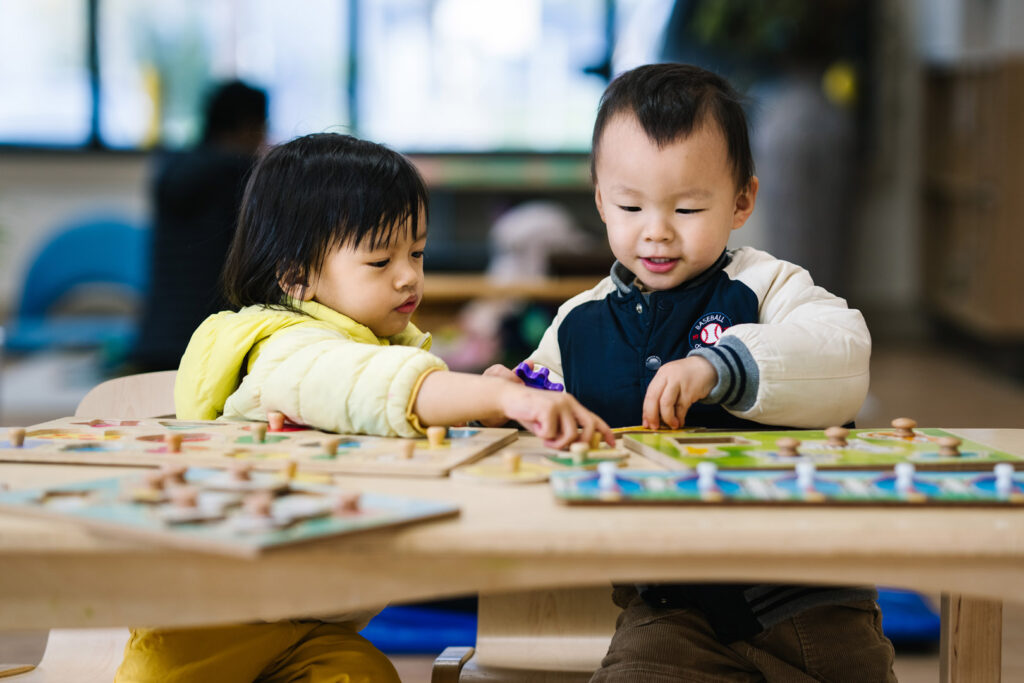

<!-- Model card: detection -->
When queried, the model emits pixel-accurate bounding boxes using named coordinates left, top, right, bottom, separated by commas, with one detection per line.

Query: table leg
left=940, top=593, right=1002, bottom=682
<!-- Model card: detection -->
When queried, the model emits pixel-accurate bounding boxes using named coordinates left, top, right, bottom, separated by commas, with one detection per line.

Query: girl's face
left=306, top=219, right=426, bottom=337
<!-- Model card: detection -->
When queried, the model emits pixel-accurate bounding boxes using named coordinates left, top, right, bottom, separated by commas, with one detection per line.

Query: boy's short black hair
left=201, top=80, right=268, bottom=144
left=223, top=132, right=429, bottom=309
left=591, top=63, right=754, bottom=189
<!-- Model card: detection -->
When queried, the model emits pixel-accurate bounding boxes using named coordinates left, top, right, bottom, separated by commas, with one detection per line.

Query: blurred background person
left=129, top=80, right=268, bottom=371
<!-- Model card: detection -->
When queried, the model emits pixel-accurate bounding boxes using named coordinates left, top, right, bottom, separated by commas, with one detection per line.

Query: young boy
left=491, top=64, right=895, bottom=681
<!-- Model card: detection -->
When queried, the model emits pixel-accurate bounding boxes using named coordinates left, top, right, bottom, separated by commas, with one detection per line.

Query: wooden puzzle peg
left=400, top=441, right=416, bottom=460
left=795, top=462, right=816, bottom=490
left=895, top=462, right=915, bottom=493
left=502, top=451, right=522, bottom=474
left=590, top=432, right=602, bottom=450
left=322, top=438, right=341, bottom=457
left=697, top=461, right=718, bottom=491
left=332, top=491, right=361, bottom=514
left=426, top=426, right=447, bottom=448
left=267, top=411, right=286, bottom=432
left=776, top=437, right=800, bottom=458
left=161, top=464, right=188, bottom=484
left=824, top=426, right=849, bottom=448
left=937, top=436, right=962, bottom=458
left=252, top=424, right=268, bottom=443
left=143, top=470, right=166, bottom=491
left=569, top=441, right=589, bottom=465
left=243, top=491, right=274, bottom=518
left=165, top=433, right=184, bottom=453
left=597, top=461, right=619, bottom=491
left=169, top=485, right=199, bottom=508
left=231, top=463, right=253, bottom=482
left=7, top=428, right=25, bottom=448
left=891, top=417, right=917, bottom=439
left=280, top=460, right=297, bottom=481
left=995, top=463, right=1015, bottom=496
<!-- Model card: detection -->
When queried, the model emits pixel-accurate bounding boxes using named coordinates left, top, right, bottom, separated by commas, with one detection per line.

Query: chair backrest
left=18, top=217, right=149, bottom=317
left=75, top=371, right=177, bottom=419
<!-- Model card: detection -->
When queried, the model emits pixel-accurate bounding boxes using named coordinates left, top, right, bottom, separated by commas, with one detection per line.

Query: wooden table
left=1, top=429, right=1022, bottom=682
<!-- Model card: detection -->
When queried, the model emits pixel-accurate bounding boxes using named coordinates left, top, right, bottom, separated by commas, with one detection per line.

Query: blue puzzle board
left=551, top=469, right=1024, bottom=506
left=0, top=467, right=459, bottom=557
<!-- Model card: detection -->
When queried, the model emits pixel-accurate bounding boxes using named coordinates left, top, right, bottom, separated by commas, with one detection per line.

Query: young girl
left=116, top=133, right=613, bottom=683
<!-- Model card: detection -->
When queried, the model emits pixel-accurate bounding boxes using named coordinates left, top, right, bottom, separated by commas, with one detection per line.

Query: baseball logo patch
left=690, top=312, right=732, bottom=349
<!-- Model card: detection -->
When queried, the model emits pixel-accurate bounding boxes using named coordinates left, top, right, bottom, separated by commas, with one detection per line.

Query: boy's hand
left=499, top=385, right=614, bottom=450
left=642, top=356, right=717, bottom=430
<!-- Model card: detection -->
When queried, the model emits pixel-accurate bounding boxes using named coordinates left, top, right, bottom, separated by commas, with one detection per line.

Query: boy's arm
left=523, top=279, right=615, bottom=383
left=524, top=314, right=564, bottom=384
left=689, top=250, right=871, bottom=428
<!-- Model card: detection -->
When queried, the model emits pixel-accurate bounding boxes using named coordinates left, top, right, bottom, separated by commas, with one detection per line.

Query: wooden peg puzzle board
left=551, top=469, right=1024, bottom=507
left=622, top=428, right=1022, bottom=471
left=0, top=467, right=459, bottom=557
left=0, top=418, right=517, bottom=478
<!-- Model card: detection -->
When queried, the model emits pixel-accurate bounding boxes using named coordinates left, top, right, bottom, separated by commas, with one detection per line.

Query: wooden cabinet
left=922, top=60, right=1024, bottom=339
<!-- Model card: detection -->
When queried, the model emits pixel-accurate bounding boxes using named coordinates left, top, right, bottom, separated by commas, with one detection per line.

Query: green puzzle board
left=622, top=428, right=1022, bottom=471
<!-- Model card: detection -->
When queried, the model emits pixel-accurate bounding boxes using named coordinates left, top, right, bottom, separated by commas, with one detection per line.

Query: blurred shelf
left=409, top=155, right=591, bottom=191
left=423, top=274, right=603, bottom=303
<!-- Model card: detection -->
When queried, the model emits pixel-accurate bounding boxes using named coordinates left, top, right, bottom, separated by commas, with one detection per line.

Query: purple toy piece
left=514, top=362, right=564, bottom=392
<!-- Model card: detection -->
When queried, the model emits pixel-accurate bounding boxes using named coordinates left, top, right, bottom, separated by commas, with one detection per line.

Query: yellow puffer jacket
left=175, top=299, right=447, bottom=436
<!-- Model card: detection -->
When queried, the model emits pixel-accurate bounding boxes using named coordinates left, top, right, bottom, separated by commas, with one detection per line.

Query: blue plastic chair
left=3, top=217, right=149, bottom=353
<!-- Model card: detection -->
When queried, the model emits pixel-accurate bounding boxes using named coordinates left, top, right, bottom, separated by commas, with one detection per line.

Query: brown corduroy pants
left=590, top=587, right=897, bottom=683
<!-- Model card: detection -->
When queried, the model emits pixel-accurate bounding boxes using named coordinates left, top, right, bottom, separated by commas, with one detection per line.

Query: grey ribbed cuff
left=688, top=335, right=759, bottom=411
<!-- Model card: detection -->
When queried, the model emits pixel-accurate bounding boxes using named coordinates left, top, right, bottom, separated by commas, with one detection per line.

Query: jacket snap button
left=645, top=355, right=662, bottom=371
left=635, top=303, right=643, bottom=314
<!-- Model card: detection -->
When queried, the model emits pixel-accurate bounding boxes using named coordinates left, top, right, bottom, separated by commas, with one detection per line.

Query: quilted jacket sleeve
left=223, top=326, right=447, bottom=437
left=689, top=248, right=871, bottom=428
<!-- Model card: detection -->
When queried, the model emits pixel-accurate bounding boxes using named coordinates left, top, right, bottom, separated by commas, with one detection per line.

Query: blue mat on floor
left=361, top=605, right=477, bottom=655
left=877, top=588, right=941, bottom=643
left=361, top=589, right=940, bottom=655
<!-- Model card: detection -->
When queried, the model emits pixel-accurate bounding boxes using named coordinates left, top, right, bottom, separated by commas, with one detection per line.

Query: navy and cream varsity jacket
left=526, top=246, right=875, bottom=642
left=527, top=246, right=871, bottom=430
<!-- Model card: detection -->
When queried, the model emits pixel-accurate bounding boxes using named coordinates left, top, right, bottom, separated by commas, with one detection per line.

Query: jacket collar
left=610, top=250, right=732, bottom=297
left=292, top=299, right=431, bottom=349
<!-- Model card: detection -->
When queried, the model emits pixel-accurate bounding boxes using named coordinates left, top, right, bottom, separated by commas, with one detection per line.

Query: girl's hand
left=477, top=364, right=525, bottom=426
left=482, top=363, right=524, bottom=384
left=641, top=356, right=717, bottom=430
left=499, top=384, right=614, bottom=450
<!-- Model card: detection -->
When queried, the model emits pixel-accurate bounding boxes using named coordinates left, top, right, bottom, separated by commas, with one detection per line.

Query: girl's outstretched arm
left=412, top=371, right=614, bottom=450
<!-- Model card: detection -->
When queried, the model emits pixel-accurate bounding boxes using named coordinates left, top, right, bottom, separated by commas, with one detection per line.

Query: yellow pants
left=115, top=621, right=400, bottom=683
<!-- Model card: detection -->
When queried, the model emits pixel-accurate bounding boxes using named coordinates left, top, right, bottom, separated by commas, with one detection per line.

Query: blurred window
left=0, top=0, right=92, bottom=146
left=98, top=0, right=349, bottom=148
left=357, top=0, right=607, bottom=151
left=1, top=0, right=610, bottom=151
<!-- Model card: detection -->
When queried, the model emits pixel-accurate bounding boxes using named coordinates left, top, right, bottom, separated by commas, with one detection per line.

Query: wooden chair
left=0, top=371, right=176, bottom=681
left=74, top=370, right=177, bottom=419
left=432, top=588, right=618, bottom=682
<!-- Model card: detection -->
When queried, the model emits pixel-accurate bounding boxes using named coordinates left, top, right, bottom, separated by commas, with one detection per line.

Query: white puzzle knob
left=697, top=461, right=718, bottom=491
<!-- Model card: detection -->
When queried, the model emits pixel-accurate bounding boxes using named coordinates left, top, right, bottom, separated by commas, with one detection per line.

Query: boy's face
left=305, top=216, right=426, bottom=337
left=593, top=114, right=758, bottom=291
